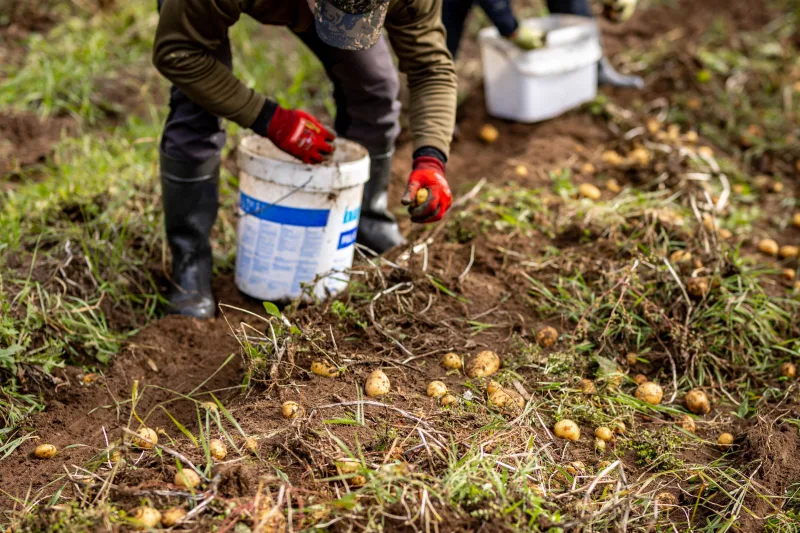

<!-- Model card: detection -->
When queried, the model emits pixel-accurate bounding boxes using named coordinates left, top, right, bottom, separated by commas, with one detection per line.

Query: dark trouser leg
left=294, top=31, right=405, bottom=254
left=441, top=0, right=476, bottom=59
left=476, top=0, right=519, bottom=38
left=158, top=0, right=230, bottom=318
left=546, top=0, right=644, bottom=89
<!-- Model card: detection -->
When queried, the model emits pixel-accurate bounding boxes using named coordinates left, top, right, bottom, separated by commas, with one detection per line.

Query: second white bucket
left=235, top=136, right=370, bottom=302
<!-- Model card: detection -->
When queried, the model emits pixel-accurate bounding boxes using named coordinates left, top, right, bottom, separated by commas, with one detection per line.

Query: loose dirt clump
left=0, top=111, right=75, bottom=179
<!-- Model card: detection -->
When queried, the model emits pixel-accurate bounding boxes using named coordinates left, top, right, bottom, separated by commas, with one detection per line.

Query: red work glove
left=266, top=106, right=336, bottom=164
left=401, top=156, right=452, bottom=223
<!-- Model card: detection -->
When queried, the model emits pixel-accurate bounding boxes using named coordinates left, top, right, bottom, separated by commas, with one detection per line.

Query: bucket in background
left=478, top=15, right=602, bottom=123
left=235, top=136, right=370, bottom=302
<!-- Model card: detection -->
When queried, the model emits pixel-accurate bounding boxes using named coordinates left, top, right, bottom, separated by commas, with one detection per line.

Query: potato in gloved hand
left=602, top=0, right=638, bottom=23
left=509, top=26, right=546, bottom=50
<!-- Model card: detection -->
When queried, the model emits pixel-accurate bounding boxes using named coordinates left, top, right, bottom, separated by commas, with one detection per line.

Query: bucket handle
left=240, top=175, right=315, bottom=219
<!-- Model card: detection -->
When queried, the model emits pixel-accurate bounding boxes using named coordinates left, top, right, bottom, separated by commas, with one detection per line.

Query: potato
left=440, top=394, right=458, bottom=407
left=426, top=381, right=448, bottom=398
left=488, top=388, right=524, bottom=412
left=200, top=401, right=218, bottom=411
left=415, top=188, right=429, bottom=206
left=379, top=462, right=408, bottom=476
left=566, top=461, right=586, bottom=475
left=132, top=507, right=162, bottom=530
left=794, top=213, right=800, bottom=229
left=578, top=183, right=601, bottom=201
left=581, top=163, right=596, bottom=175
left=635, top=382, right=663, bottom=405
left=244, top=436, right=259, bottom=453
left=605, top=179, right=621, bottom=193
left=336, top=458, right=360, bottom=475
left=365, top=369, right=390, bottom=397
left=281, top=401, right=303, bottom=419
left=627, top=147, right=651, bottom=167
left=679, top=414, right=696, bottom=433
left=686, top=277, right=709, bottom=298
left=781, top=362, right=796, bottom=378
left=441, top=352, right=463, bottom=370
left=611, top=420, right=626, bottom=434
left=594, top=427, right=613, bottom=442
left=255, top=507, right=287, bottom=532
left=655, top=492, right=679, bottom=506
left=697, top=146, right=714, bottom=158
left=311, top=360, right=339, bottom=377
left=594, top=438, right=606, bottom=453
left=684, top=131, right=699, bottom=143
left=685, top=389, right=711, bottom=414
left=486, top=380, right=502, bottom=394
left=209, top=439, right=227, bottom=460
left=633, top=374, right=648, bottom=385
left=479, top=124, right=499, bottom=144
left=174, top=469, right=201, bottom=490
left=779, top=245, right=799, bottom=259
left=515, top=164, right=529, bottom=177
left=536, top=326, right=559, bottom=348
left=758, top=239, right=779, bottom=256
left=82, top=373, right=99, bottom=385
left=782, top=268, right=796, bottom=282
left=134, top=427, right=158, bottom=449
left=772, top=181, right=784, bottom=193
left=670, top=250, right=692, bottom=264
left=34, top=443, right=57, bottom=459
left=718, top=228, right=732, bottom=240
left=349, top=475, right=367, bottom=487
left=579, top=378, right=596, bottom=395
left=601, top=150, right=625, bottom=166
left=161, top=507, right=186, bottom=527
left=553, top=419, right=580, bottom=441
left=717, top=432, right=734, bottom=450
left=626, top=352, right=639, bottom=365
left=109, top=448, right=123, bottom=464
left=465, top=350, right=500, bottom=378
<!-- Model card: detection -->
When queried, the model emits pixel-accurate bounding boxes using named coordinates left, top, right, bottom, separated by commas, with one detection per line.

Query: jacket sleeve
left=385, top=0, right=457, bottom=160
left=152, top=0, right=266, bottom=128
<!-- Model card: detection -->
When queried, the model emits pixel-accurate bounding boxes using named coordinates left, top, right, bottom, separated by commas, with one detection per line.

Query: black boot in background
left=160, top=153, right=219, bottom=319
left=356, top=152, right=406, bottom=254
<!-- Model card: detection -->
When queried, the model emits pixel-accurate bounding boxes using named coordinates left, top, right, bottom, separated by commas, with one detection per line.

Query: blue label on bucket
left=337, top=227, right=358, bottom=249
left=240, top=192, right=330, bottom=227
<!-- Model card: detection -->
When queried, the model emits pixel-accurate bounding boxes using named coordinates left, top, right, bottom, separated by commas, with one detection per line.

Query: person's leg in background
left=294, top=31, right=404, bottom=254
left=441, top=0, right=476, bottom=59
left=546, top=0, right=644, bottom=88
left=476, top=0, right=519, bottom=41
left=157, top=1, right=225, bottom=318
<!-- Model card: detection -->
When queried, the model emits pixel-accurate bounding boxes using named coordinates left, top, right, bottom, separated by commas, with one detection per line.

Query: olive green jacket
left=153, top=0, right=457, bottom=158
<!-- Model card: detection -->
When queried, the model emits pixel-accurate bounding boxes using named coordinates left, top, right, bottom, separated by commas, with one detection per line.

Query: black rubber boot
left=160, top=153, right=219, bottom=319
left=598, top=57, right=644, bottom=89
left=356, top=152, right=406, bottom=254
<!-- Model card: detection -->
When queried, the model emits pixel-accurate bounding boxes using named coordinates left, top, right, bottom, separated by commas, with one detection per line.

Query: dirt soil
left=3, top=0, right=798, bottom=530
left=0, top=112, right=76, bottom=181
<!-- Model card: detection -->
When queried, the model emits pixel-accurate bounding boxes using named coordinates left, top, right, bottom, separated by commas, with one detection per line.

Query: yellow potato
left=655, top=492, right=679, bottom=506
left=611, top=420, right=626, bottom=434
left=440, top=393, right=458, bottom=407
left=536, top=326, right=559, bottom=348
left=426, top=381, right=448, bottom=398
left=244, top=436, right=259, bottom=453
left=581, top=163, right=596, bottom=175
left=679, top=414, right=696, bottom=433
left=487, top=388, right=524, bottom=413
left=793, top=213, right=800, bottom=229
left=365, top=369, right=390, bottom=397
left=348, top=475, right=367, bottom=487
left=514, top=164, right=529, bottom=177
left=626, top=352, right=638, bottom=365
left=758, top=239, right=779, bottom=256
left=486, top=380, right=502, bottom=395
left=670, top=250, right=692, bottom=263
left=479, top=124, right=499, bottom=144
left=415, top=188, right=429, bottom=206
left=553, top=419, right=580, bottom=441
left=594, top=427, right=613, bottom=442
left=779, top=245, right=799, bottom=259
left=310, top=360, right=340, bottom=377
left=782, top=268, right=796, bottom=282
left=161, top=507, right=186, bottom=527
left=601, top=150, right=625, bottom=166
left=465, top=350, right=500, bottom=378
left=605, top=178, right=621, bottom=193
left=109, top=448, right=123, bottom=463
left=772, top=181, right=784, bottom=193
left=633, top=374, right=648, bottom=385
left=686, top=277, right=709, bottom=298
left=635, top=382, right=663, bottom=405
left=134, top=427, right=158, bottom=449
left=132, top=507, right=162, bottom=530
left=441, top=352, right=463, bottom=370
left=627, top=147, right=651, bottom=167
left=34, top=444, right=57, bottom=459
left=697, top=146, right=714, bottom=158
left=594, top=437, right=607, bottom=453
left=209, top=439, right=227, bottom=460
left=578, top=183, right=601, bottom=201
left=781, top=362, right=796, bottom=378
left=683, top=131, right=699, bottom=143
left=82, top=373, right=99, bottom=384
left=718, top=228, right=732, bottom=240
left=255, top=507, right=287, bottom=532
left=281, top=401, right=303, bottom=419
left=717, top=432, right=734, bottom=450
left=685, top=389, right=711, bottom=414
left=336, top=459, right=360, bottom=474
left=174, top=469, right=201, bottom=490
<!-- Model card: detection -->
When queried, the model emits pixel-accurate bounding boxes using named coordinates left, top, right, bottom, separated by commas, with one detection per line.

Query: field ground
left=2, top=0, right=800, bottom=531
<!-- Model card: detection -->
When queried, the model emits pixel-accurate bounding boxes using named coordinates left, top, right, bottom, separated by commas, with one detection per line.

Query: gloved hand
left=401, top=156, right=452, bottom=223
left=509, top=26, right=545, bottom=51
left=601, top=0, right=638, bottom=23
left=266, top=106, right=336, bottom=164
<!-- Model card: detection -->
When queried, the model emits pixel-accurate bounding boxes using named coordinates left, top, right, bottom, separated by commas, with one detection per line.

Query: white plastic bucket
left=479, top=15, right=602, bottom=123
left=235, top=136, right=370, bottom=302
